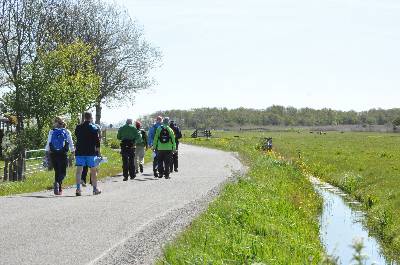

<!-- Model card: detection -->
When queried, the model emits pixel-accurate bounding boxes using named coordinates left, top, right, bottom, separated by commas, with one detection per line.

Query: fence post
left=3, top=159, right=8, bottom=182
left=17, top=152, right=25, bottom=181
left=10, top=159, right=15, bottom=181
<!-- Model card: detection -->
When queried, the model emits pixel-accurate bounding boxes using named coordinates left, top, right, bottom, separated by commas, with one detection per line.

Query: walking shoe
left=54, top=182, right=60, bottom=195
left=93, top=189, right=102, bottom=195
left=154, top=171, right=158, bottom=178
left=81, top=180, right=87, bottom=187
left=139, top=165, right=143, bottom=173
left=130, top=175, right=136, bottom=180
left=165, top=175, right=170, bottom=179
left=174, top=169, right=178, bottom=172
left=123, top=177, right=128, bottom=181
left=76, top=189, right=82, bottom=196
left=135, top=169, right=139, bottom=174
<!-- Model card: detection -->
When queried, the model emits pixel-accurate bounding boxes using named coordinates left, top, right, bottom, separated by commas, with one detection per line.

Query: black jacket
left=75, top=121, right=100, bottom=156
left=170, top=124, right=182, bottom=143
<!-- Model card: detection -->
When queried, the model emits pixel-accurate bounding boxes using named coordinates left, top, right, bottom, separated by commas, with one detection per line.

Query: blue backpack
left=50, top=128, right=68, bottom=153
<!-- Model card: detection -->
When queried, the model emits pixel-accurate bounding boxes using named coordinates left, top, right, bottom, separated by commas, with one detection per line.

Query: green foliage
left=1, top=41, right=100, bottom=132
left=143, top=107, right=400, bottom=129
left=158, top=135, right=324, bottom=264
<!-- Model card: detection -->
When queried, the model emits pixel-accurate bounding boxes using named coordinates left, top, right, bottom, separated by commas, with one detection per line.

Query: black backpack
left=159, top=126, right=171, bottom=144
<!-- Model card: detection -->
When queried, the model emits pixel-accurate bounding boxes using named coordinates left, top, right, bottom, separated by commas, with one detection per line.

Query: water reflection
left=310, top=177, right=394, bottom=265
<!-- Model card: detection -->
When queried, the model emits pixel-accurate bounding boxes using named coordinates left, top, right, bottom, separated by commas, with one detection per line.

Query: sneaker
left=76, top=189, right=82, bottom=196
left=135, top=170, right=139, bottom=174
left=93, top=189, right=102, bottom=195
left=139, top=165, right=143, bottom=173
left=165, top=175, right=170, bottom=179
left=154, top=171, right=159, bottom=178
left=81, top=180, right=87, bottom=187
left=130, top=175, right=136, bottom=180
left=123, top=177, right=128, bottom=181
left=54, top=182, right=60, bottom=195
left=174, top=169, right=178, bottom=172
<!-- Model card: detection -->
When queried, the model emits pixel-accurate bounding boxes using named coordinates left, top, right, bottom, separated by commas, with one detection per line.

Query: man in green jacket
left=153, top=117, right=176, bottom=179
left=117, top=119, right=142, bottom=181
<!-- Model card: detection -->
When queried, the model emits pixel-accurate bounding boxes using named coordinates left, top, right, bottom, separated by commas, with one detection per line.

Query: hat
left=163, top=117, right=170, bottom=124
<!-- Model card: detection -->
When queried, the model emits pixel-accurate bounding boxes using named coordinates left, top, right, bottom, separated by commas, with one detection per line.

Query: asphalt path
left=0, top=144, right=244, bottom=265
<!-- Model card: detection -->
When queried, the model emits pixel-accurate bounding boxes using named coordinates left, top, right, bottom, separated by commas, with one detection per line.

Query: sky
left=102, top=0, right=400, bottom=123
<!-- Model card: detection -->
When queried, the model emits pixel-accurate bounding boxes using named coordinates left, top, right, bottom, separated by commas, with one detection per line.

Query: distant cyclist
left=153, top=117, right=176, bottom=179
left=74, top=112, right=101, bottom=196
left=45, top=117, right=74, bottom=195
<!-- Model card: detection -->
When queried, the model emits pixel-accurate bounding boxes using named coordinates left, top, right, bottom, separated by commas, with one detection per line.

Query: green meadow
left=159, top=130, right=400, bottom=263
left=158, top=133, right=326, bottom=264
left=268, top=131, right=400, bottom=260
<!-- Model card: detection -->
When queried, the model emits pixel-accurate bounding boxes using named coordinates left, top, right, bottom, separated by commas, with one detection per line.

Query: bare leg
left=76, top=166, right=83, bottom=189
left=90, top=167, right=98, bottom=189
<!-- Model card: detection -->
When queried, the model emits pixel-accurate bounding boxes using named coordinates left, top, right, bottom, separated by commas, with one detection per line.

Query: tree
left=1, top=41, right=100, bottom=145
left=44, top=0, right=161, bottom=124
left=0, top=0, right=43, bottom=131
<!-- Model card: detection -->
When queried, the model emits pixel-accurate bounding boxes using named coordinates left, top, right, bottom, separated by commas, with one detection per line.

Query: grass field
left=157, top=134, right=326, bottom=264
left=263, top=131, right=400, bottom=260
left=176, top=130, right=400, bottom=262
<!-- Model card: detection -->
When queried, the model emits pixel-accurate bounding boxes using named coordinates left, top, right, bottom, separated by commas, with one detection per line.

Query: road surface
left=0, top=144, right=244, bottom=265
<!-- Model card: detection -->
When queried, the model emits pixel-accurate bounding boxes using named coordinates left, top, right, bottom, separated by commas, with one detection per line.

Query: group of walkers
left=118, top=115, right=182, bottom=180
left=45, top=112, right=182, bottom=196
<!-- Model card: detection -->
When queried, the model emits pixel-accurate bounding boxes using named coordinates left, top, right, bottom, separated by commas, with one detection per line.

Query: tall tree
left=45, top=0, right=161, bottom=124
left=1, top=41, right=100, bottom=144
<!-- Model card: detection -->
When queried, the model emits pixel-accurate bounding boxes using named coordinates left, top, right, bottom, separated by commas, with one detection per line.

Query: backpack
left=159, top=126, right=171, bottom=144
left=50, top=128, right=68, bottom=153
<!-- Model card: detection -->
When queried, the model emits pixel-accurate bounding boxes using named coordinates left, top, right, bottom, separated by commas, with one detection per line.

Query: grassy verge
left=0, top=146, right=152, bottom=196
left=261, top=131, right=400, bottom=261
left=157, top=135, right=325, bottom=264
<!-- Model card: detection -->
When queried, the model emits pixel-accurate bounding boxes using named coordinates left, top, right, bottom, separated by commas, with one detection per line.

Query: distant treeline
left=140, top=106, right=400, bottom=129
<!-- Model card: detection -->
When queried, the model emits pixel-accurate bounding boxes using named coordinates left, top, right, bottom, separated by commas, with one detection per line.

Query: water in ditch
left=310, top=177, right=395, bottom=265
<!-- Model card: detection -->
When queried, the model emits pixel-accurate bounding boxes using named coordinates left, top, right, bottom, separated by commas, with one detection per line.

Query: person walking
left=148, top=116, right=162, bottom=177
left=117, top=119, right=141, bottom=181
left=169, top=120, right=182, bottom=172
left=153, top=117, right=176, bottom=179
left=81, top=122, right=101, bottom=186
left=135, top=121, right=148, bottom=174
left=45, top=117, right=74, bottom=195
left=74, top=112, right=101, bottom=196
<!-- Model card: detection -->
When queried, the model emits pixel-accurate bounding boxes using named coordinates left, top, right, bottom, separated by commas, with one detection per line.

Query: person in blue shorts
left=74, top=112, right=101, bottom=196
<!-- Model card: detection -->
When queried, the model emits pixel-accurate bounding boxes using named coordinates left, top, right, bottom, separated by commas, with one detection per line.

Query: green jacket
left=136, top=129, right=147, bottom=147
left=153, top=125, right=176, bottom=151
left=117, top=124, right=141, bottom=143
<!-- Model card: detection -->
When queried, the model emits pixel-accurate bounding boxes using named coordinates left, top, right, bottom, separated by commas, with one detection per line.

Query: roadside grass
left=0, top=146, right=152, bottom=196
left=224, top=130, right=400, bottom=261
left=157, top=135, right=325, bottom=264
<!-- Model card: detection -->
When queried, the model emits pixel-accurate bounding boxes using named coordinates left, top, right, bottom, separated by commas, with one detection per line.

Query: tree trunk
left=95, top=101, right=102, bottom=125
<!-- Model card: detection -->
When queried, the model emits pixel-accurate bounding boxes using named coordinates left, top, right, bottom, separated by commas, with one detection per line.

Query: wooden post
left=17, top=152, right=25, bottom=181
left=3, top=160, right=8, bottom=182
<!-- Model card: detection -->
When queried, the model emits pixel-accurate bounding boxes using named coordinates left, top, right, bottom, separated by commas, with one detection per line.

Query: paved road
left=0, top=144, right=243, bottom=265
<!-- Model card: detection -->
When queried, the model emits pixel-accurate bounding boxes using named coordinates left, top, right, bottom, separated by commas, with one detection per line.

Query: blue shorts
left=75, top=156, right=97, bottom=168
